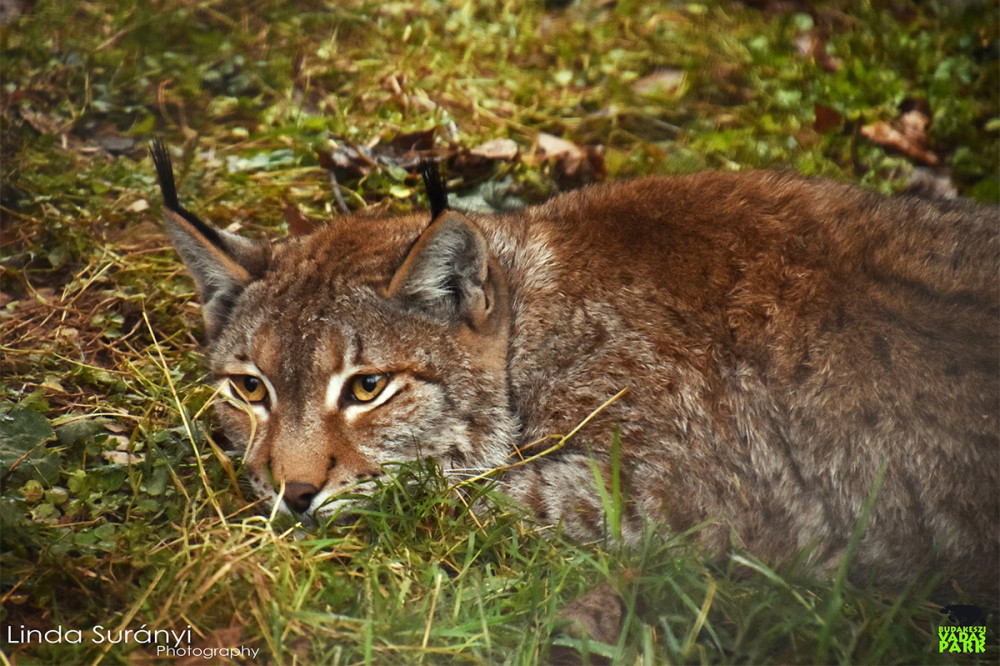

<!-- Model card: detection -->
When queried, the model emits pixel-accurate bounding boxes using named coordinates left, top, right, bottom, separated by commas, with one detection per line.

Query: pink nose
left=282, top=482, right=319, bottom=513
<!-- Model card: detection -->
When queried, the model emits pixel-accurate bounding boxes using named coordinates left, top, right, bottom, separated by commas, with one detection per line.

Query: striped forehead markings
left=324, top=338, right=355, bottom=412
left=324, top=369, right=351, bottom=412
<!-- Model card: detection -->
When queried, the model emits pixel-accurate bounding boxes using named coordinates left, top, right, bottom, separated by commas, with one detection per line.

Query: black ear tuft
left=150, top=138, right=229, bottom=253
left=420, top=160, right=449, bottom=221
left=150, top=137, right=181, bottom=212
left=148, top=138, right=273, bottom=337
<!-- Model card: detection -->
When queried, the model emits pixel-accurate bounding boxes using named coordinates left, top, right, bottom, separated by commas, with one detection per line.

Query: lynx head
left=151, top=141, right=515, bottom=520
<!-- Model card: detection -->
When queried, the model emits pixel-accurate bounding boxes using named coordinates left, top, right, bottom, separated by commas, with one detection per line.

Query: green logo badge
left=938, top=605, right=986, bottom=655
left=939, top=626, right=986, bottom=654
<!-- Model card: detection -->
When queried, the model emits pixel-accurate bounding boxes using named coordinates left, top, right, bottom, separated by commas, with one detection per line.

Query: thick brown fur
left=155, top=164, right=999, bottom=604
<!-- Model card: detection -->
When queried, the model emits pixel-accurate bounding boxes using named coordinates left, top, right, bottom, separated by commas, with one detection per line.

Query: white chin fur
left=262, top=483, right=376, bottom=526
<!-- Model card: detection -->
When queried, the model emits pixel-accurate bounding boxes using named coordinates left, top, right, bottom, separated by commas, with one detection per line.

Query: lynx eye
left=230, top=375, right=269, bottom=404
left=348, top=374, right=388, bottom=403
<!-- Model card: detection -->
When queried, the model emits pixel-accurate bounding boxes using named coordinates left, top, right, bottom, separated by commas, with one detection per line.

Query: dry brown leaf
left=813, top=103, right=842, bottom=133
left=861, top=112, right=938, bottom=165
left=282, top=202, right=317, bottom=237
left=318, top=129, right=441, bottom=179
left=470, top=138, right=519, bottom=161
left=535, top=132, right=583, bottom=163
left=632, top=68, right=686, bottom=98
left=861, top=99, right=938, bottom=165
left=794, top=29, right=841, bottom=72
left=533, top=132, right=605, bottom=182
left=19, top=105, right=64, bottom=135
left=102, top=449, right=144, bottom=465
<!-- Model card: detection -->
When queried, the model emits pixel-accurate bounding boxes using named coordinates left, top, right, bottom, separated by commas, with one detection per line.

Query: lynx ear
left=387, top=211, right=493, bottom=328
left=150, top=140, right=270, bottom=337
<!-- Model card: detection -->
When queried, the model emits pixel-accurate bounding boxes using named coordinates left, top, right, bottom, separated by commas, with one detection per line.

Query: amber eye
left=230, top=375, right=269, bottom=403
left=348, top=374, right=388, bottom=403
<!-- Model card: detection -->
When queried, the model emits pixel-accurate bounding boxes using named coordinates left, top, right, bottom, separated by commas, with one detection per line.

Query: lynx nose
left=282, top=481, right=319, bottom=514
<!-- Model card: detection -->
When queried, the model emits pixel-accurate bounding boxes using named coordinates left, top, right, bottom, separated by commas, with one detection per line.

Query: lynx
left=151, top=141, right=998, bottom=602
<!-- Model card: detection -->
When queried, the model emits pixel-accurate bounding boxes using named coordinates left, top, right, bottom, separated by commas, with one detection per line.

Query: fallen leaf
left=318, top=129, right=441, bottom=180
left=379, top=128, right=437, bottom=165
left=813, top=103, right=842, bottom=133
left=632, top=68, right=686, bottom=98
left=317, top=141, right=376, bottom=178
left=470, top=138, right=519, bottom=161
left=95, top=134, right=137, bottom=155
left=861, top=104, right=938, bottom=166
left=109, top=433, right=131, bottom=450
left=533, top=132, right=605, bottom=183
left=794, top=29, right=841, bottom=72
left=19, top=104, right=64, bottom=135
left=535, top=132, right=583, bottom=163
left=101, top=450, right=144, bottom=465
left=282, top=202, right=317, bottom=236
left=898, top=106, right=930, bottom=141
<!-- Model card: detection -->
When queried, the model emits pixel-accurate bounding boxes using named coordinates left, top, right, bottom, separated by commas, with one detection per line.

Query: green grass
left=2, top=0, right=998, bottom=663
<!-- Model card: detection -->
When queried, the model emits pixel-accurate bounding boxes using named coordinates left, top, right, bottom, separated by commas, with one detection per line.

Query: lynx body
left=152, top=143, right=998, bottom=601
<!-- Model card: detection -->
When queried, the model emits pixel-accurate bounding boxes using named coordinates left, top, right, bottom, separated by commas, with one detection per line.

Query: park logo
left=938, top=605, right=986, bottom=655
